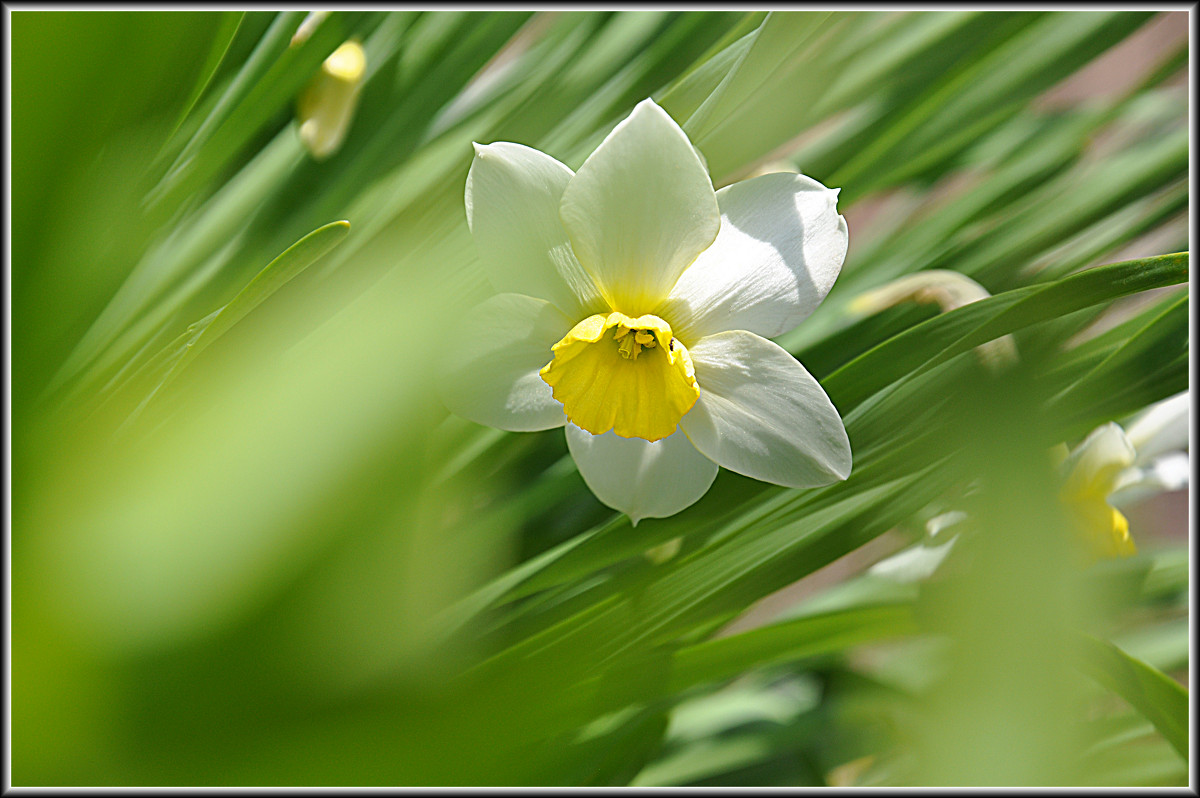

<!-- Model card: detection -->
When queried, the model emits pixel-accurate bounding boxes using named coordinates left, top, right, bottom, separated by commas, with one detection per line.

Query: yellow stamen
left=617, top=331, right=639, bottom=360
left=540, top=312, right=699, bottom=441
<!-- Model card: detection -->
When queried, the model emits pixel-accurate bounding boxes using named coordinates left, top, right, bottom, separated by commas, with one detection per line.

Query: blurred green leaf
left=670, top=603, right=917, bottom=693
left=124, top=219, right=351, bottom=423
left=1076, top=634, right=1188, bottom=761
left=161, top=11, right=246, bottom=158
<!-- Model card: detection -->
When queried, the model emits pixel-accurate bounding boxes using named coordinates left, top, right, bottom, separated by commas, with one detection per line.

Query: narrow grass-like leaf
left=1019, top=292, right=1188, bottom=444
left=1049, top=293, right=1188, bottom=420
left=824, top=253, right=1188, bottom=413
left=832, top=12, right=1153, bottom=195
left=160, top=11, right=246, bottom=160
left=683, top=11, right=832, bottom=140
left=669, top=603, right=918, bottom=693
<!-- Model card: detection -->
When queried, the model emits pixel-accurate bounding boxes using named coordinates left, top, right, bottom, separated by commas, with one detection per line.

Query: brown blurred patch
left=1036, top=11, right=1188, bottom=108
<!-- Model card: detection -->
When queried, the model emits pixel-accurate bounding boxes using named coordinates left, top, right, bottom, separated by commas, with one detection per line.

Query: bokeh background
left=10, top=9, right=1189, bottom=786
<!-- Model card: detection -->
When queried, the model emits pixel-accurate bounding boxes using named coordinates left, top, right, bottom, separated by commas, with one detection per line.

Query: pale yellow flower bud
left=644, top=536, right=683, bottom=564
left=848, top=270, right=1018, bottom=371
left=296, top=40, right=366, bottom=161
left=290, top=11, right=330, bottom=47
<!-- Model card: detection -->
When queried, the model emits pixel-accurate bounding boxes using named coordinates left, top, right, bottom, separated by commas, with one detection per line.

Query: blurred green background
left=10, top=10, right=1189, bottom=786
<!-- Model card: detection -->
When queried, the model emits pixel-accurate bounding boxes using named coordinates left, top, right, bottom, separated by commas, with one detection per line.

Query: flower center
left=539, top=312, right=699, bottom=442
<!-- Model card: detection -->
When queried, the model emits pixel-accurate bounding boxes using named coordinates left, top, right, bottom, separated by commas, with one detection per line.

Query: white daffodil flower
left=441, top=98, right=852, bottom=523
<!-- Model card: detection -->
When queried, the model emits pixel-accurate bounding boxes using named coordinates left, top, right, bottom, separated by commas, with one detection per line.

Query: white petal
left=1146, top=451, right=1191, bottom=492
left=868, top=536, right=958, bottom=583
left=1124, top=391, right=1189, bottom=465
left=1110, top=452, right=1190, bottom=507
left=438, top=293, right=572, bottom=432
left=465, top=142, right=604, bottom=318
left=680, top=331, right=851, bottom=488
left=1062, top=422, right=1136, bottom=496
left=658, top=172, right=848, bottom=342
left=559, top=99, right=720, bottom=315
left=926, top=510, right=969, bottom=538
left=565, top=423, right=718, bottom=524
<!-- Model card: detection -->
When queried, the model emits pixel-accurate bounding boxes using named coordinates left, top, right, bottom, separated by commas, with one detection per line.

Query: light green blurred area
left=10, top=9, right=1189, bottom=787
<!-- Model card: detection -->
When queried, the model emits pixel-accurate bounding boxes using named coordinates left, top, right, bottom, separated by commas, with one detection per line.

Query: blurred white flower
left=1059, top=422, right=1138, bottom=558
left=441, top=98, right=852, bottom=522
left=864, top=510, right=965, bottom=585
left=1109, top=390, right=1190, bottom=507
left=1058, top=391, right=1189, bottom=558
left=868, top=536, right=958, bottom=583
